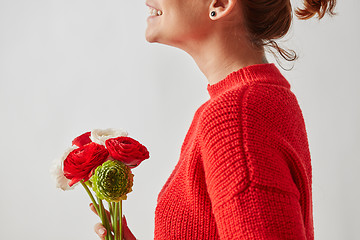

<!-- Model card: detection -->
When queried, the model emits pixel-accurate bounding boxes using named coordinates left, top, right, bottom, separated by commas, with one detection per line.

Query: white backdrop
left=0, top=0, right=359, bottom=239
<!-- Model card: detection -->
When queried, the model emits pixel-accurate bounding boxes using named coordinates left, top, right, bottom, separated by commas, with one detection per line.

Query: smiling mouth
left=148, top=7, right=163, bottom=16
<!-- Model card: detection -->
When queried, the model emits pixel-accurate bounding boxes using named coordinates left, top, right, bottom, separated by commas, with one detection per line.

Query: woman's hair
left=240, top=0, right=337, bottom=69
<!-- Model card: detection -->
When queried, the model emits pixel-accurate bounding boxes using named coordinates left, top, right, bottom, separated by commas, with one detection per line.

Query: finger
left=90, top=203, right=99, bottom=216
left=94, top=222, right=107, bottom=240
left=122, top=216, right=137, bottom=240
left=90, top=203, right=111, bottom=222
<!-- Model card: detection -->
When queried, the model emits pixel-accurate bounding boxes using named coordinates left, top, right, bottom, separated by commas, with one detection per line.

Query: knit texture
left=154, top=63, right=314, bottom=240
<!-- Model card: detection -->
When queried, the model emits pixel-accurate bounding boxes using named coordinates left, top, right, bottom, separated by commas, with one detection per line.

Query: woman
left=91, top=0, right=336, bottom=239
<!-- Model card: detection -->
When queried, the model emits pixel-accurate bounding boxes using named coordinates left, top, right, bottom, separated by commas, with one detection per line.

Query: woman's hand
left=90, top=203, right=137, bottom=240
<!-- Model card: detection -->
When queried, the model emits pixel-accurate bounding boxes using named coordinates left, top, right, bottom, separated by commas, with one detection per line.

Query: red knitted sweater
left=154, top=63, right=314, bottom=240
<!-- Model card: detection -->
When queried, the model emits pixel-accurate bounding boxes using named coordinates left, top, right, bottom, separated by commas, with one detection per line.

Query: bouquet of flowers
left=50, top=128, right=149, bottom=240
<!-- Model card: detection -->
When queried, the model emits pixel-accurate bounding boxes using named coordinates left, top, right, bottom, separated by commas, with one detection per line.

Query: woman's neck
left=184, top=30, right=268, bottom=86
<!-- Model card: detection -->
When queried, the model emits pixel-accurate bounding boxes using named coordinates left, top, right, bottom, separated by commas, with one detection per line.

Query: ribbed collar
left=207, top=63, right=290, bottom=99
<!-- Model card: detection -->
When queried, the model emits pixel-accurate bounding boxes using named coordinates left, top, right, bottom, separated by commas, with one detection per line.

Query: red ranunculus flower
left=72, top=131, right=92, bottom=147
left=64, top=142, right=109, bottom=186
left=105, top=137, right=149, bottom=168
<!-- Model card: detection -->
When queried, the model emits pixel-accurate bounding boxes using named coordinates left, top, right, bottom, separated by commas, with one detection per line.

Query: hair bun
left=295, top=0, right=337, bottom=20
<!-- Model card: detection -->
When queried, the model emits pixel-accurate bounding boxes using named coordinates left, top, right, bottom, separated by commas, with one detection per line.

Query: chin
left=145, top=29, right=158, bottom=43
left=145, top=29, right=178, bottom=48
left=145, top=35, right=156, bottom=43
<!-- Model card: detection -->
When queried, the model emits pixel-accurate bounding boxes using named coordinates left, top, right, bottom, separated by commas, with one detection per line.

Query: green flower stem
left=108, top=201, right=117, bottom=240
left=114, top=202, right=119, bottom=240
left=111, top=202, right=116, bottom=233
left=98, top=197, right=112, bottom=240
left=80, top=180, right=99, bottom=214
left=80, top=181, right=112, bottom=239
left=108, top=201, right=113, bottom=225
left=119, top=200, right=123, bottom=240
left=108, top=201, right=112, bottom=216
left=113, top=201, right=123, bottom=240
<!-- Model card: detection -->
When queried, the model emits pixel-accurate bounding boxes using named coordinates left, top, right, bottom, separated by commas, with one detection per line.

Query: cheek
left=149, top=0, right=210, bottom=45
left=166, top=10, right=208, bottom=38
left=157, top=12, right=187, bottom=40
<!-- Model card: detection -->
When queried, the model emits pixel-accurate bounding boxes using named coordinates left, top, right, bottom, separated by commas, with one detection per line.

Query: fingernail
left=99, top=228, right=105, bottom=235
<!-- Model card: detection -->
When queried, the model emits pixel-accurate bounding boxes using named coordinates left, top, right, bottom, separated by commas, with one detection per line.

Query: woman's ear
left=208, top=0, right=237, bottom=20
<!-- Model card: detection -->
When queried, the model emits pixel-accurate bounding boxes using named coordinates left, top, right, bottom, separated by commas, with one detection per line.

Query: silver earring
left=210, top=11, right=216, bottom=17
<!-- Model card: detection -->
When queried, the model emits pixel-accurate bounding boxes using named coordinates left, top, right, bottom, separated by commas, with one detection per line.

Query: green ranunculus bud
left=91, top=160, right=134, bottom=202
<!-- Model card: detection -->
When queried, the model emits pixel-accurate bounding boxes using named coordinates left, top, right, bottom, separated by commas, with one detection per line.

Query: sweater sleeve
left=198, top=86, right=309, bottom=239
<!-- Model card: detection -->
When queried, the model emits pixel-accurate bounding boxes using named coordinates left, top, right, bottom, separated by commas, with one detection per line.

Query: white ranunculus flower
left=91, top=128, right=128, bottom=146
left=50, top=145, right=78, bottom=191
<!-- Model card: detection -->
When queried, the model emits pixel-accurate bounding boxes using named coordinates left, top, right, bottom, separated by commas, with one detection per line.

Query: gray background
left=0, top=0, right=359, bottom=239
